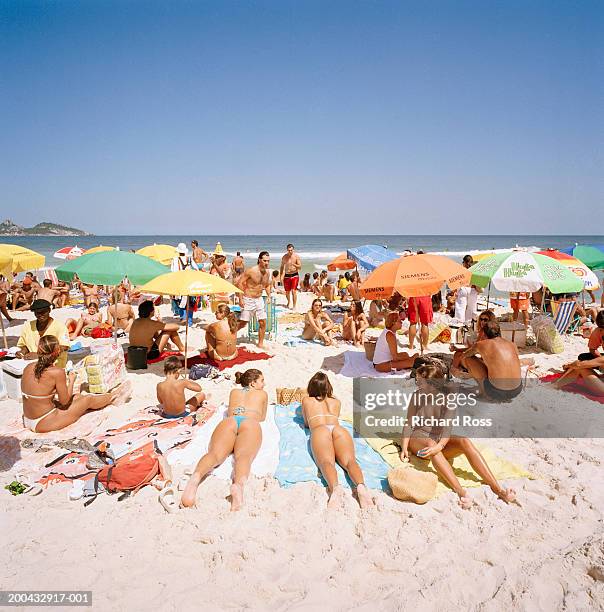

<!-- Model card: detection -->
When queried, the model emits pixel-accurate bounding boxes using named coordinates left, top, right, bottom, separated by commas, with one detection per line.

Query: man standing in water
left=279, top=243, right=302, bottom=310
left=237, top=251, right=271, bottom=348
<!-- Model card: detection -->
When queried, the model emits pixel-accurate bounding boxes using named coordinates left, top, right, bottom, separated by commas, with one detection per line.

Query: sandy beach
left=1, top=288, right=603, bottom=611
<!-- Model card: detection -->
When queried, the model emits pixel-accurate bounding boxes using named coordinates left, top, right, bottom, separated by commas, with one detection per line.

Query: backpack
left=84, top=442, right=160, bottom=505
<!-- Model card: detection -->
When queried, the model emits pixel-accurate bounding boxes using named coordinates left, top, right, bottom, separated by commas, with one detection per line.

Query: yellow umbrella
left=0, top=253, right=12, bottom=277
left=138, top=270, right=242, bottom=368
left=136, top=244, right=178, bottom=266
left=85, top=245, right=116, bottom=254
left=0, top=244, right=45, bottom=272
left=213, top=242, right=224, bottom=256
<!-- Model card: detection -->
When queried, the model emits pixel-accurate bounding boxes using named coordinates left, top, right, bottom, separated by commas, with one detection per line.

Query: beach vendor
left=171, top=243, right=199, bottom=324
left=15, top=299, right=70, bottom=367
left=280, top=243, right=302, bottom=310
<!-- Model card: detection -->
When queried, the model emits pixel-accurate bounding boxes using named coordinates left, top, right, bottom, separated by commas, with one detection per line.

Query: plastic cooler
left=1, top=359, right=29, bottom=402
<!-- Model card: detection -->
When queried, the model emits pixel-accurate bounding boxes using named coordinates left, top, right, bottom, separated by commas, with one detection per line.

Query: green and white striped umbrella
left=470, top=251, right=584, bottom=294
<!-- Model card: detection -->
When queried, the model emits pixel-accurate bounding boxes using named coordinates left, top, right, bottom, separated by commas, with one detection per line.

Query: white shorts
left=239, top=296, right=267, bottom=322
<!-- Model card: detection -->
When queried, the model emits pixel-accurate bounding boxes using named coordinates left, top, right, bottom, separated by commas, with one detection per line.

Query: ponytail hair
left=234, top=368, right=262, bottom=387
left=216, top=303, right=238, bottom=334
left=34, top=335, right=60, bottom=380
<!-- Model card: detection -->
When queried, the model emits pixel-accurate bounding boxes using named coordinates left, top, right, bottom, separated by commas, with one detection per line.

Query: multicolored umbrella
left=536, top=249, right=599, bottom=291
left=55, top=250, right=168, bottom=286
left=0, top=244, right=45, bottom=273
left=560, top=244, right=604, bottom=271
left=359, top=254, right=471, bottom=299
left=470, top=251, right=583, bottom=293
left=54, top=245, right=86, bottom=260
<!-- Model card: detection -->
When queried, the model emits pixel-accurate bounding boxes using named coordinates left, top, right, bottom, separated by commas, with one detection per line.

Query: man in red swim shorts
left=279, top=243, right=302, bottom=310
left=408, top=295, right=433, bottom=351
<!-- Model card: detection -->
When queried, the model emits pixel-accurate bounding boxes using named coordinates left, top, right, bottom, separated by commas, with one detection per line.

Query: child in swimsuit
left=156, top=356, right=207, bottom=418
left=301, top=371, right=374, bottom=509
left=180, top=368, right=267, bottom=511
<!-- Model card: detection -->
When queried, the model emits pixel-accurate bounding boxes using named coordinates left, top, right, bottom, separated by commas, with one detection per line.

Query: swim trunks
left=283, top=273, right=299, bottom=292
left=407, top=296, right=433, bottom=325
left=239, top=296, right=267, bottom=322
left=147, top=342, right=160, bottom=360
left=510, top=293, right=530, bottom=311
left=483, top=379, right=522, bottom=401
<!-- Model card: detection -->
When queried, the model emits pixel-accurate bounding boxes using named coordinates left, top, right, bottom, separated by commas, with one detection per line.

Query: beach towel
left=187, top=348, right=272, bottom=371
left=540, top=373, right=604, bottom=405
left=274, top=403, right=390, bottom=492
left=340, top=350, right=412, bottom=379
left=167, top=404, right=280, bottom=479
left=363, top=436, right=532, bottom=496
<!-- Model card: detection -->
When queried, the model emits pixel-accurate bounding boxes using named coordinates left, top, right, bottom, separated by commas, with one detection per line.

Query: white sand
left=1, top=292, right=603, bottom=610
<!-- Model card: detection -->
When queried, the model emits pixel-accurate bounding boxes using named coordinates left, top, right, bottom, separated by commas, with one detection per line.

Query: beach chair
left=551, top=300, right=578, bottom=335
left=42, top=267, right=59, bottom=286
left=247, top=295, right=278, bottom=341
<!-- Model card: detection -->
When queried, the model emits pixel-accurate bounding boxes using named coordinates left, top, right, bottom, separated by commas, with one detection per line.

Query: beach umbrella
left=138, top=270, right=242, bottom=369
left=536, top=249, right=599, bottom=291
left=327, top=253, right=357, bottom=272
left=136, top=244, right=178, bottom=266
left=85, top=245, right=116, bottom=254
left=213, top=242, right=224, bottom=256
left=55, top=250, right=168, bottom=286
left=360, top=253, right=471, bottom=299
left=54, top=245, right=86, bottom=260
left=347, top=244, right=399, bottom=276
left=470, top=251, right=583, bottom=294
left=0, top=244, right=45, bottom=273
left=560, top=244, right=604, bottom=271
left=0, top=253, right=12, bottom=348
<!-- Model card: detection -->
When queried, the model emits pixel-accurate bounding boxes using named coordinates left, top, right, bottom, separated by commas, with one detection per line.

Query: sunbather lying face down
left=180, top=368, right=267, bottom=511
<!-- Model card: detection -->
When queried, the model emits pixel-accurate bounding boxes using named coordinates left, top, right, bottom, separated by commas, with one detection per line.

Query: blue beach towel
left=274, top=403, right=390, bottom=492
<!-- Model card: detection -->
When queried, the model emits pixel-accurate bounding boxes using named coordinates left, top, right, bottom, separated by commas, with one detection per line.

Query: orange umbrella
left=359, top=254, right=471, bottom=299
left=327, top=252, right=357, bottom=272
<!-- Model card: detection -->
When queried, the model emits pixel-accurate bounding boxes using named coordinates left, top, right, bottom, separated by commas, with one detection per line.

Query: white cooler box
left=1, top=359, right=29, bottom=402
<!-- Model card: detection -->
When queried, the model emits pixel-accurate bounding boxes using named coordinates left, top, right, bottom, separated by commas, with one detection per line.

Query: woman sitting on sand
left=302, top=299, right=336, bottom=346
left=21, top=335, right=130, bottom=433
left=205, top=304, right=238, bottom=361
left=373, top=312, right=417, bottom=372
left=342, top=300, right=369, bottom=347
left=553, top=354, right=604, bottom=394
left=302, top=371, right=374, bottom=509
left=66, top=302, right=103, bottom=340
left=401, top=362, right=517, bottom=509
left=368, top=299, right=387, bottom=327
left=301, top=273, right=312, bottom=292
left=181, top=368, right=267, bottom=511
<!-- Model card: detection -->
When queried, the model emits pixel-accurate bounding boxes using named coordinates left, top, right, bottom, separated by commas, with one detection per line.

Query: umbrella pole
left=184, top=299, right=190, bottom=372
left=486, top=281, right=491, bottom=310
left=113, top=286, right=118, bottom=343
left=0, top=311, right=7, bottom=350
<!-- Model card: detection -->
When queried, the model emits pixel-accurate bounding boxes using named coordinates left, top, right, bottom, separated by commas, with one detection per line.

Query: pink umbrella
left=54, top=245, right=86, bottom=260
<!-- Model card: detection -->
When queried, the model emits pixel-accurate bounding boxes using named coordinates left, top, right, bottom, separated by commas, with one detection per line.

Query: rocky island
left=0, top=219, right=91, bottom=236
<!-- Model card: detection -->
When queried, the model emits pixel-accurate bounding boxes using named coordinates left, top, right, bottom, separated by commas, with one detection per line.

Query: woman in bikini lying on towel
left=302, top=371, right=374, bottom=509
left=205, top=304, right=238, bottom=361
left=181, top=368, right=267, bottom=511
left=553, top=354, right=604, bottom=394
left=20, top=335, right=131, bottom=433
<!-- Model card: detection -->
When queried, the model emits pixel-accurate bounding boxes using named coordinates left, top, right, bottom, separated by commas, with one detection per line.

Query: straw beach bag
left=276, top=388, right=307, bottom=405
left=388, top=466, right=438, bottom=504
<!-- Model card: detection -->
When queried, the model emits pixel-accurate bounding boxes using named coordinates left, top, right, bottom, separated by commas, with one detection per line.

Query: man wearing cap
left=13, top=272, right=41, bottom=311
left=15, top=299, right=70, bottom=367
left=171, top=243, right=199, bottom=323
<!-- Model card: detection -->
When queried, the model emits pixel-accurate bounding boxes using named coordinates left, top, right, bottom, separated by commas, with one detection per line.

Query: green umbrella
left=470, top=251, right=583, bottom=294
left=55, top=250, right=168, bottom=285
left=560, top=245, right=604, bottom=271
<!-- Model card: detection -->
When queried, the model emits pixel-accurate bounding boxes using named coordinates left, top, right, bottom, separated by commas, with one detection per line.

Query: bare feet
left=111, top=380, right=133, bottom=406
left=327, top=484, right=345, bottom=509
left=180, top=474, right=201, bottom=508
left=495, top=487, right=517, bottom=504
left=356, top=484, right=374, bottom=509
left=230, top=482, right=243, bottom=511
left=457, top=490, right=473, bottom=509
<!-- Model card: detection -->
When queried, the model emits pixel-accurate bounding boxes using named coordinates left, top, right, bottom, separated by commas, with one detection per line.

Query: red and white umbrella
left=54, top=245, right=86, bottom=260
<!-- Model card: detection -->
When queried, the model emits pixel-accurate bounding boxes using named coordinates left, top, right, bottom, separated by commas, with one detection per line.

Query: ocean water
left=4, top=234, right=604, bottom=272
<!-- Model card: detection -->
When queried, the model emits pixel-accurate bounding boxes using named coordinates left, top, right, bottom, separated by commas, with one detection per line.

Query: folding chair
left=247, top=295, right=278, bottom=341
left=551, top=300, right=578, bottom=335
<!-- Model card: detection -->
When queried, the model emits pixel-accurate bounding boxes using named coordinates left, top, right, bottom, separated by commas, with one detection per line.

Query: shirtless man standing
left=279, top=243, right=302, bottom=310
left=461, top=320, right=522, bottom=401
left=129, top=300, right=185, bottom=359
left=231, top=251, right=245, bottom=284
left=191, top=240, right=209, bottom=267
left=237, top=251, right=271, bottom=348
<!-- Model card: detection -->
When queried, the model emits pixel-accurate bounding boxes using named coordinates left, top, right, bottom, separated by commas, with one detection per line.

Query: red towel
left=187, top=348, right=271, bottom=371
left=541, top=373, right=604, bottom=405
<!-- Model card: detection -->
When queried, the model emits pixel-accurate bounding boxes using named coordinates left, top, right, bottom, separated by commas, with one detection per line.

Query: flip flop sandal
left=158, top=486, right=179, bottom=514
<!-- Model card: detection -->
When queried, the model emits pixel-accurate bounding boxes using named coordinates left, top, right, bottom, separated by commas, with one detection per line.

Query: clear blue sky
left=1, top=0, right=602, bottom=234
